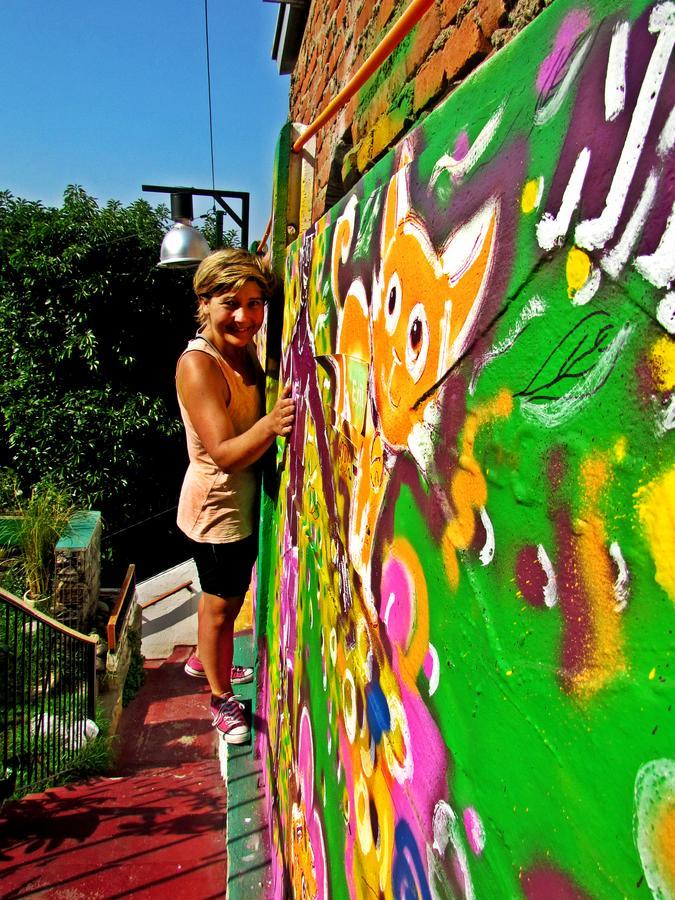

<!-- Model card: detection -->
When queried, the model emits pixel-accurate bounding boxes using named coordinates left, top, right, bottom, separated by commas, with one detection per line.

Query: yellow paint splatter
left=614, top=437, right=627, bottom=463
left=442, top=390, right=513, bottom=587
left=521, top=178, right=542, bottom=213
left=650, top=336, right=675, bottom=392
left=636, top=468, right=675, bottom=603
left=566, top=247, right=592, bottom=299
left=571, top=452, right=625, bottom=698
left=649, top=668, right=656, bottom=680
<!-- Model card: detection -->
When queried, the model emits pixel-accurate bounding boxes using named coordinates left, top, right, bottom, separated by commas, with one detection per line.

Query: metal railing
left=0, top=587, right=97, bottom=798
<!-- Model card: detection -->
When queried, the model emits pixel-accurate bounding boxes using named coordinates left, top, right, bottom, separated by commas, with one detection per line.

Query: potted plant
left=0, top=471, right=76, bottom=611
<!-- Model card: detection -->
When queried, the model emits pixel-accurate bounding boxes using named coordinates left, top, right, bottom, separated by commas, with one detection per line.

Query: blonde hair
left=193, top=248, right=275, bottom=326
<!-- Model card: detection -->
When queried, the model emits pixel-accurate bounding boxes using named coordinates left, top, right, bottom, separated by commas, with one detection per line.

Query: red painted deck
left=0, top=646, right=227, bottom=899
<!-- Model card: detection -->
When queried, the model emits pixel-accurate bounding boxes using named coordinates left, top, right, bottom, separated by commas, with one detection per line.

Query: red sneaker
left=210, top=695, right=250, bottom=744
left=231, top=664, right=254, bottom=685
left=185, top=654, right=253, bottom=685
left=184, top=654, right=206, bottom=678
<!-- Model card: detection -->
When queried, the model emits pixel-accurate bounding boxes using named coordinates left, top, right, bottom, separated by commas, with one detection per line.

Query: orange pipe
left=292, top=0, right=435, bottom=153
left=257, top=215, right=272, bottom=251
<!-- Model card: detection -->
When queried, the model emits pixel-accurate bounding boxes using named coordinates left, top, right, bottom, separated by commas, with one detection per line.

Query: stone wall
left=53, top=511, right=101, bottom=630
left=289, top=0, right=553, bottom=220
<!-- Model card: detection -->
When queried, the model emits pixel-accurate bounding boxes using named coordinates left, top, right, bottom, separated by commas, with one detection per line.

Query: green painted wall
left=258, top=0, right=675, bottom=896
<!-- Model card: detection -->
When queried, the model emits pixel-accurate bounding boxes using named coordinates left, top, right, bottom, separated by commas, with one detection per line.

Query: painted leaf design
left=515, top=311, right=618, bottom=403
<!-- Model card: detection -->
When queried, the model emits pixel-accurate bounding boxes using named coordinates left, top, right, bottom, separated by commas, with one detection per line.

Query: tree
left=0, top=186, right=200, bottom=577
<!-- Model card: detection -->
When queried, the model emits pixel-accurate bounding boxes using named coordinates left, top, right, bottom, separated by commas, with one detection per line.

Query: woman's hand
left=266, top=383, right=295, bottom=436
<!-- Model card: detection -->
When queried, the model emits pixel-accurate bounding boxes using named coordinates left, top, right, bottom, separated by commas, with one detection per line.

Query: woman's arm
left=177, top=351, right=295, bottom=473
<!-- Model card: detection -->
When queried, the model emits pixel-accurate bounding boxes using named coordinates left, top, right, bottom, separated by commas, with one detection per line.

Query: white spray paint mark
left=343, top=668, right=357, bottom=744
left=437, top=298, right=453, bottom=381
left=382, top=591, right=396, bottom=629
left=575, top=3, right=675, bottom=250
left=660, top=395, right=675, bottom=433
left=427, top=643, right=440, bottom=696
left=634, top=758, right=675, bottom=899
left=520, top=323, right=634, bottom=426
left=572, top=267, right=602, bottom=306
left=440, top=200, right=500, bottom=376
left=634, top=203, right=675, bottom=288
left=535, top=33, right=595, bottom=126
left=442, top=201, right=499, bottom=287
left=408, top=396, right=442, bottom=476
left=431, top=801, right=476, bottom=900
left=532, top=176, right=545, bottom=210
left=537, top=544, right=559, bottom=608
left=601, top=171, right=658, bottom=278
left=656, top=292, right=675, bottom=333
left=657, top=104, right=675, bottom=155
left=609, top=541, right=630, bottom=610
left=537, top=148, right=591, bottom=250
left=470, top=296, right=547, bottom=393
left=605, top=21, right=630, bottom=121
left=431, top=103, right=505, bottom=184
left=479, top=506, right=495, bottom=565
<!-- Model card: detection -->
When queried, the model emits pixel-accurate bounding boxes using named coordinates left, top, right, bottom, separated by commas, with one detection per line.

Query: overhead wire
left=204, top=0, right=217, bottom=219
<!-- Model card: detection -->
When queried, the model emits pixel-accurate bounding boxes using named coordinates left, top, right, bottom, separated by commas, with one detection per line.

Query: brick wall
left=290, top=0, right=554, bottom=220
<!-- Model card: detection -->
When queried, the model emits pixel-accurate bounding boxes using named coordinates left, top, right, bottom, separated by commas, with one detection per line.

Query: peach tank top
left=176, top=335, right=263, bottom=543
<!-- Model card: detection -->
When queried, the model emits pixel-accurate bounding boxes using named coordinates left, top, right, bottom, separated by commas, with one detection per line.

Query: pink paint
left=423, top=648, right=435, bottom=679
left=297, top=707, right=314, bottom=808
left=453, top=130, right=470, bottom=160
left=380, top=557, right=413, bottom=648
left=389, top=680, right=449, bottom=837
left=463, top=806, right=485, bottom=855
left=536, top=10, right=591, bottom=96
left=308, top=809, right=328, bottom=900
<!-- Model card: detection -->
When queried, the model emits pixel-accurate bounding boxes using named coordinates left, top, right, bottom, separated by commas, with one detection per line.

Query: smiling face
left=201, top=279, right=266, bottom=352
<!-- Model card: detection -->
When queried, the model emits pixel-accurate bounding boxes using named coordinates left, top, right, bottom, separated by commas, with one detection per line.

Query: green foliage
left=3, top=701, right=116, bottom=804
left=0, top=470, right=76, bottom=602
left=67, top=702, right=115, bottom=780
left=199, top=209, right=240, bottom=251
left=122, top=626, right=145, bottom=707
left=0, top=187, right=198, bottom=574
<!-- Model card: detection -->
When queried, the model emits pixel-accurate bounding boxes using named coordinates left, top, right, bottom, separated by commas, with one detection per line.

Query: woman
left=176, top=249, right=294, bottom=743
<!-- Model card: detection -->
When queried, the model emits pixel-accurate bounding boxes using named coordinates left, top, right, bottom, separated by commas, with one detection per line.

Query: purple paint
left=536, top=10, right=591, bottom=95
left=453, top=130, right=470, bottom=161
left=516, top=545, right=548, bottom=607
left=554, top=509, right=591, bottom=692
left=542, top=8, right=675, bottom=256
left=521, top=865, right=593, bottom=899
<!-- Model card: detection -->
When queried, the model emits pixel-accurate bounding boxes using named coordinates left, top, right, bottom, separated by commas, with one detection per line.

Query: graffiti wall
left=258, top=0, right=675, bottom=895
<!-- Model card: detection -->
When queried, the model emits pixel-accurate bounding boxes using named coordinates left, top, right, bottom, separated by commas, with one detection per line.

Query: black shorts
left=190, top=533, right=258, bottom=598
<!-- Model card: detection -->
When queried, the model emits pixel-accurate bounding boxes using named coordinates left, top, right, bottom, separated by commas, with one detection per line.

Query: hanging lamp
left=157, top=193, right=210, bottom=269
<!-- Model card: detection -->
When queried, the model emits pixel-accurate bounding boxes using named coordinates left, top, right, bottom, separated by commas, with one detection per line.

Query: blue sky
left=1, top=0, right=290, bottom=243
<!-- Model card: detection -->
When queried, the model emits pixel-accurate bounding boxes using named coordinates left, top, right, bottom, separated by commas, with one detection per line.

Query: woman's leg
left=198, top=591, right=244, bottom=697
